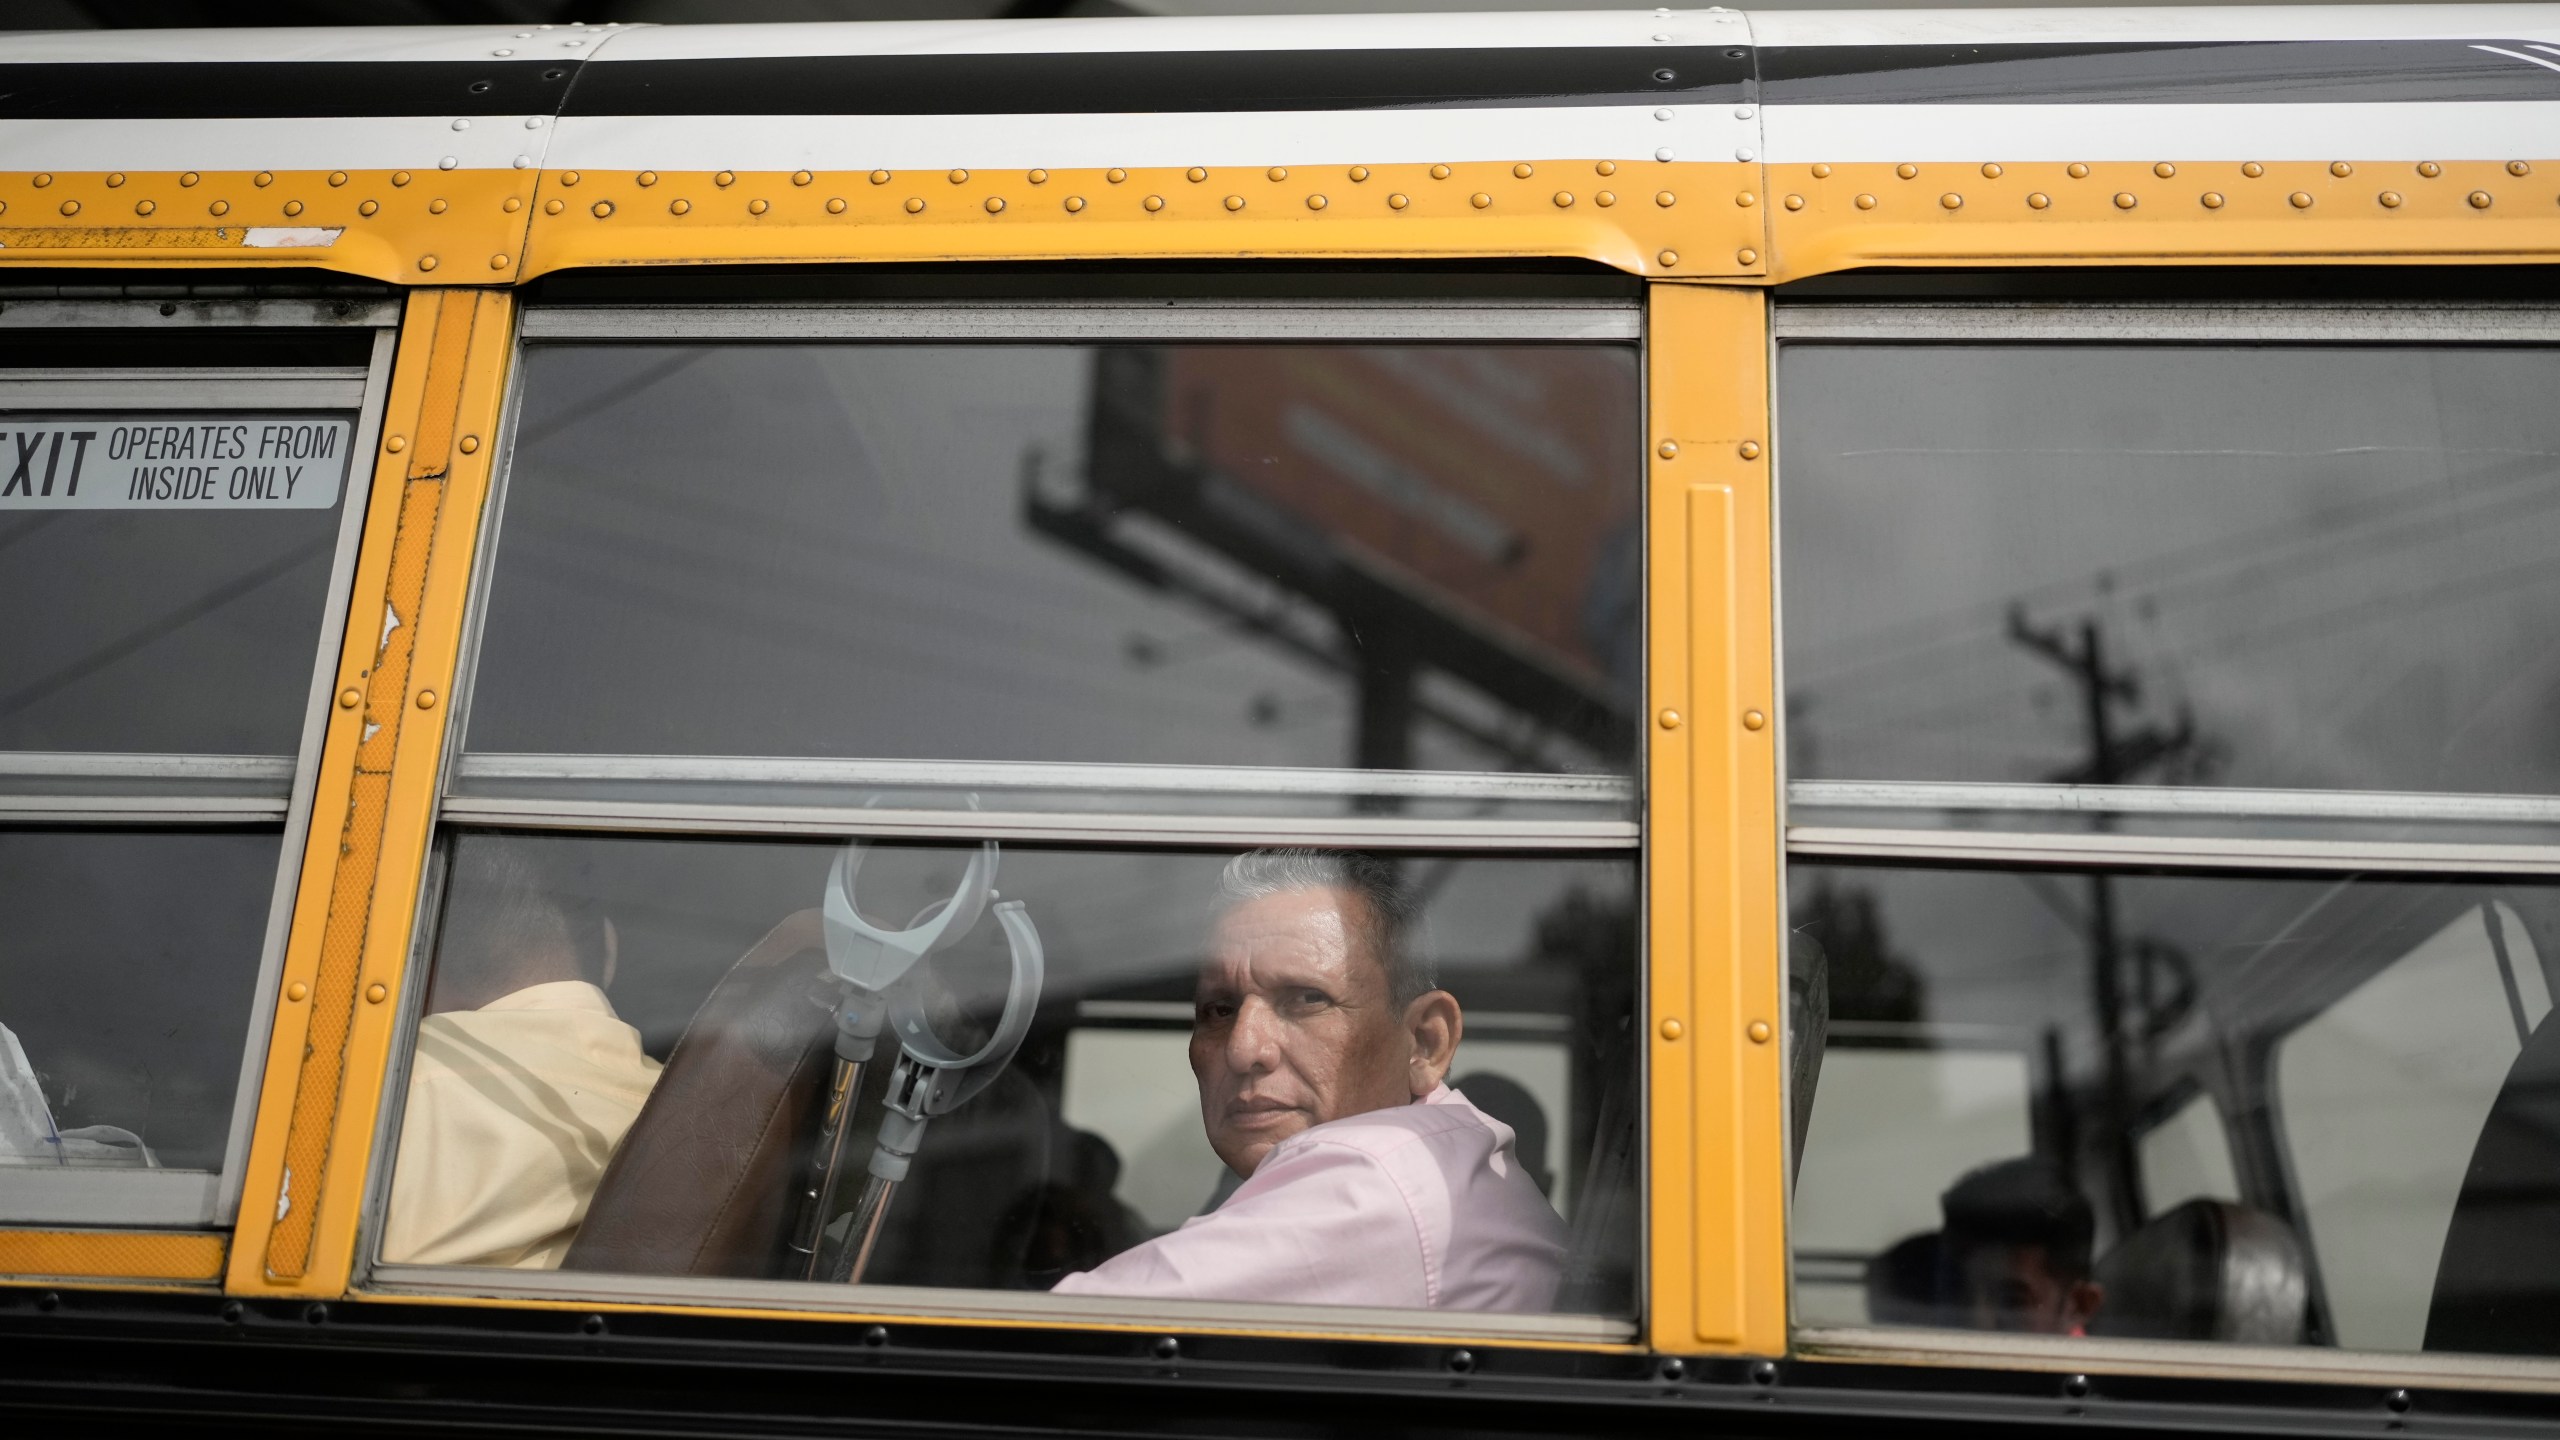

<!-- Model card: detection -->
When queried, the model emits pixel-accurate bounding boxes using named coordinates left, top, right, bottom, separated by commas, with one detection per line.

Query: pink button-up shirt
left=1052, top=1084, right=1565, bottom=1312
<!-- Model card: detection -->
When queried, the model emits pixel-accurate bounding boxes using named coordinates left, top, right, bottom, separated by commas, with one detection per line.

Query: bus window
left=1789, top=866, right=2560, bottom=1350
left=380, top=303, right=1642, bottom=1339
left=1781, top=339, right=2560, bottom=804
left=455, top=335, right=1639, bottom=821
left=0, top=830, right=281, bottom=1201
left=377, top=833, right=1638, bottom=1326
left=1778, top=310, right=2560, bottom=1359
left=0, top=310, right=390, bottom=1227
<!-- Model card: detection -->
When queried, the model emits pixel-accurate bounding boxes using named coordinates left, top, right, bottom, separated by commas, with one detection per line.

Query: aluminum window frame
left=0, top=370, right=370, bottom=410
left=521, top=298, right=1644, bottom=345
left=1771, top=303, right=2560, bottom=346
left=0, top=296, right=402, bottom=332
left=369, top=296, right=1653, bottom=1343
left=0, top=313, right=398, bottom=1229
left=1773, top=296, right=2560, bottom=1385
left=363, top=1262, right=1637, bottom=1345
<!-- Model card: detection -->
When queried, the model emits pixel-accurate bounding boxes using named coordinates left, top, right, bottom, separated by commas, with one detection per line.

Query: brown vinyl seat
left=562, top=909, right=838, bottom=1279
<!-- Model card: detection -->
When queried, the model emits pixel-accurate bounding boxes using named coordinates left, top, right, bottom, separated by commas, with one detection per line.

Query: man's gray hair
left=1217, top=848, right=1438, bottom=1006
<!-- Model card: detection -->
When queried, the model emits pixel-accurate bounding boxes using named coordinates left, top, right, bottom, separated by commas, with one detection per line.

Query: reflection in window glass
left=0, top=415, right=353, bottom=755
left=2277, top=902, right=2552, bottom=1352
left=2139, top=1091, right=2240, bottom=1219
left=0, top=828, right=281, bottom=1175
left=1788, top=863, right=2560, bottom=1354
left=1791, top=1042, right=2032, bottom=1328
left=384, top=831, right=1638, bottom=1317
left=470, top=344, right=1640, bottom=778
left=1780, top=345, right=2560, bottom=795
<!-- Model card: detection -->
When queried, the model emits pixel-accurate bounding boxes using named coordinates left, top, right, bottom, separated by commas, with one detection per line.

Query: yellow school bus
left=5, top=7, right=2560, bottom=1432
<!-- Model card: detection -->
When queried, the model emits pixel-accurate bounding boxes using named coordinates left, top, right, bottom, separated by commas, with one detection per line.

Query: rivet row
left=1782, top=164, right=2533, bottom=219
left=552, top=183, right=1677, bottom=220
left=1797, top=160, right=2505, bottom=183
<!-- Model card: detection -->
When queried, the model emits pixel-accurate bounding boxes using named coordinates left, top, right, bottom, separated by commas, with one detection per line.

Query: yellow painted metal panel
left=517, top=162, right=1760, bottom=279
left=0, top=1230, right=226, bottom=1285
left=226, top=291, right=445, bottom=1295
left=228, top=289, right=517, bottom=1297
left=1687, top=482, right=1743, bottom=1349
left=6, top=156, right=2557, bottom=283
left=1645, top=284, right=1785, bottom=1356
left=1767, top=158, right=2560, bottom=281
left=0, top=170, right=537, bottom=285
left=0, top=163, right=1759, bottom=282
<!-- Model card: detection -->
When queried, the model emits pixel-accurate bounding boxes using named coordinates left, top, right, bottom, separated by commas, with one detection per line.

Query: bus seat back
left=2093, top=1199, right=2307, bottom=1346
left=562, top=909, right=836, bottom=1279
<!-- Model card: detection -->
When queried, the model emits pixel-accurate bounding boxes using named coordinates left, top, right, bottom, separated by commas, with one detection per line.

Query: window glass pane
left=468, top=343, right=1640, bottom=788
left=0, top=412, right=356, bottom=756
left=1779, top=344, right=2560, bottom=796
left=0, top=827, right=281, bottom=1179
left=2139, top=1091, right=2240, bottom=1219
left=1788, top=862, right=2560, bottom=1355
left=382, top=830, right=1639, bottom=1322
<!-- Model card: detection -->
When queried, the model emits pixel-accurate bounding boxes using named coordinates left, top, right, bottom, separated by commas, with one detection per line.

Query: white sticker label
left=0, top=416, right=353, bottom=510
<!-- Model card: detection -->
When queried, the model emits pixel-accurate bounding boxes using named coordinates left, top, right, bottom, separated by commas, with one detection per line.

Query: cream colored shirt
left=383, top=981, right=662, bottom=1269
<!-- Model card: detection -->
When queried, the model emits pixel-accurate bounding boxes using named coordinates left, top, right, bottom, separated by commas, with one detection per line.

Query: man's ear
left=2066, top=1280, right=2104, bottom=1334
left=1402, top=990, right=1464, bottom=1097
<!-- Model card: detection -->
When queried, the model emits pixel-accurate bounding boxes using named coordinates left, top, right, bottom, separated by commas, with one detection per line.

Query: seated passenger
left=1866, top=1230, right=1950, bottom=1328
left=381, top=841, right=661, bottom=1269
left=1053, top=849, right=1565, bottom=1312
left=1938, top=1157, right=2104, bottom=1335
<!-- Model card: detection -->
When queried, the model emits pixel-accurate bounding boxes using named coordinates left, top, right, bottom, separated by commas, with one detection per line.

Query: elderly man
left=1052, top=850, right=1565, bottom=1312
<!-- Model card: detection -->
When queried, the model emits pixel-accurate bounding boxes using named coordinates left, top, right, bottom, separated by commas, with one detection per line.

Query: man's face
left=1190, top=886, right=1419, bottom=1176
left=1950, top=1240, right=2103, bottom=1335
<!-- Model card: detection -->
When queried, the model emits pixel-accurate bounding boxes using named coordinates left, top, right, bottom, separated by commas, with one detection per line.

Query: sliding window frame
left=1772, top=295, right=2560, bottom=1392
left=438, top=296, right=1648, bottom=843
left=1774, top=299, right=2560, bottom=875
left=0, top=298, right=399, bottom=1233
left=358, top=293, right=1668, bottom=1350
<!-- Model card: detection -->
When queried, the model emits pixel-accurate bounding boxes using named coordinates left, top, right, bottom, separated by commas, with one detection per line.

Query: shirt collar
left=476, top=979, right=618, bottom=1017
